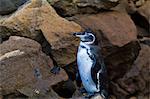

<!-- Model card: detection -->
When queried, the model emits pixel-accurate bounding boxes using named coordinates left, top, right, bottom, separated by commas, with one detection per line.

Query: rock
left=105, top=41, right=141, bottom=80
left=73, top=11, right=137, bottom=47
left=91, top=94, right=104, bottom=99
left=52, top=80, right=76, bottom=98
left=129, top=96, right=137, bottom=99
left=137, top=0, right=150, bottom=24
left=112, top=0, right=147, bottom=14
left=111, top=0, right=137, bottom=14
left=50, top=0, right=119, bottom=17
left=116, top=44, right=150, bottom=96
left=137, top=26, right=150, bottom=38
left=140, top=37, right=150, bottom=46
left=0, top=0, right=29, bottom=15
left=0, top=36, right=68, bottom=96
left=0, top=0, right=82, bottom=66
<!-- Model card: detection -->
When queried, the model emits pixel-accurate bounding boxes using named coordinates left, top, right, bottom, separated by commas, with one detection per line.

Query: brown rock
left=0, top=0, right=29, bottom=15
left=105, top=41, right=141, bottom=80
left=0, top=0, right=82, bottom=66
left=0, top=36, right=68, bottom=96
left=74, top=11, right=137, bottom=47
left=117, top=44, right=150, bottom=96
left=138, top=0, right=150, bottom=24
left=111, top=0, right=137, bottom=14
left=50, top=0, right=119, bottom=17
left=129, top=96, right=137, bottom=99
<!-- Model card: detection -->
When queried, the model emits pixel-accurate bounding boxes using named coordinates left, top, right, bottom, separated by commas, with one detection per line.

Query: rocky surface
left=0, top=0, right=82, bottom=66
left=0, top=0, right=149, bottom=98
left=0, top=0, right=29, bottom=15
left=116, top=44, right=150, bottom=97
left=0, top=36, right=68, bottom=96
left=49, top=0, right=119, bottom=17
left=73, top=11, right=137, bottom=47
left=137, top=0, right=150, bottom=24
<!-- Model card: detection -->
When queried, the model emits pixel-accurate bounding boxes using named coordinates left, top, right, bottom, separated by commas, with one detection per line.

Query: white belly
left=77, top=48, right=98, bottom=93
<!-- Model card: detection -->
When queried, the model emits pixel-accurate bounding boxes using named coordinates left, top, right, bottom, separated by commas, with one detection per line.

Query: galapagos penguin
left=73, top=30, right=108, bottom=99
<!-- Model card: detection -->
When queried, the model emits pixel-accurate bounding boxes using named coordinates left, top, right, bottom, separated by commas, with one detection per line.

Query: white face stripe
left=84, top=33, right=95, bottom=45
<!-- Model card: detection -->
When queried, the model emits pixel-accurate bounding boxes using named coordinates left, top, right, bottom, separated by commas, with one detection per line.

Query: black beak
left=73, top=32, right=77, bottom=36
left=73, top=32, right=84, bottom=36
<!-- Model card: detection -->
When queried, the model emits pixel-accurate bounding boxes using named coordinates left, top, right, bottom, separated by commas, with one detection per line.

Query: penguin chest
left=77, top=48, right=98, bottom=93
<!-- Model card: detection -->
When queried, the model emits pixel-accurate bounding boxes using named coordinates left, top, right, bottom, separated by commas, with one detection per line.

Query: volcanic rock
left=0, top=0, right=82, bottom=66
left=116, top=44, right=150, bottom=97
left=50, top=0, right=119, bottom=17
left=0, top=36, right=68, bottom=96
left=137, top=1, right=150, bottom=24
left=0, top=0, right=29, bottom=15
left=73, top=11, right=137, bottom=47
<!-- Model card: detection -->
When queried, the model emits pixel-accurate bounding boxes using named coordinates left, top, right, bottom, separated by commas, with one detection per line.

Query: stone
left=105, top=41, right=141, bottom=80
left=111, top=0, right=137, bottom=14
left=0, top=0, right=28, bottom=15
left=129, top=96, right=137, bottom=99
left=117, top=44, right=150, bottom=96
left=137, top=0, right=150, bottom=24
left=140, top=37, right=150, bottom=46
left=73, top=11, right=137, bottom=47
left=52, top=80, right=76, bottom=98
left=50, top=0, right=119, bottom=17
left=0, top=0, right=82, bottom=66
left=137, top=26, right=150, bottom=38
left=0, top=36, right=68, bottom=96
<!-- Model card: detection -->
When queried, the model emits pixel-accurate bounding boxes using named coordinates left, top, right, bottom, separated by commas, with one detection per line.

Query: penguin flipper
left=90, top=48, right=107, bottom=92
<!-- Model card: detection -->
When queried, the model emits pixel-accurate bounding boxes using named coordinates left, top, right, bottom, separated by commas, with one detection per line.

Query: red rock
left=74, top=11, right=137, bottom=47
left=0, top=0, right=82, bottom=66
left=0, top=36, right=68, bottom=96
left=117, top=44, right=150, bottom=95
left=138, top=1, right=150, bottom=24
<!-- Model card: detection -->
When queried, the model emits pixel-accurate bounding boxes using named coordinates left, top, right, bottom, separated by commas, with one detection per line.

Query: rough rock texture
left=112, top=0, right=148, bottom=14
left=0, top=0, right=82, bottom=66
left=116, top=44, right=150, bottom=97
left=0, top=36, right=68, bottom=96
left=50, top=0, right=119, bottom=17
left=137, top=0, right=150, bottom=24
left=105, top=41, right=141, bottom=80
left=73, top=11, right=137, bottom=47
left=0, top=0, right=28, bottom=15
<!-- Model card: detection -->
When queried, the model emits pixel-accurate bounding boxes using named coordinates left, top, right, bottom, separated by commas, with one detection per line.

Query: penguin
left=73, top=29, right=108, bottom=99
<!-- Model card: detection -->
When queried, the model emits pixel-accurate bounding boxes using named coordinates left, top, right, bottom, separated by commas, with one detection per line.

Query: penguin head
left=73, top=29, right=95, bottom=45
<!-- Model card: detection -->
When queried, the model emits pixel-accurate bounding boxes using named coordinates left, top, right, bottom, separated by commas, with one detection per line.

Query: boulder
left=0, top=36, right=68, bottom=96
left=116, top=44, right=150, bottom=96
left=0, top=0, right=28, bottom=15
left=50, top=0, right=119, bottom=17
left=111, top=0, right=147, bottom=14
left=73, top=11, right=137, bottom=47
left=109, top=44, right=150, bottom=98
left=0, top=0, right=82, bottom=66
left=137, top=1, right=150, bottom=24
left=105, top=41, right=141, bottom=80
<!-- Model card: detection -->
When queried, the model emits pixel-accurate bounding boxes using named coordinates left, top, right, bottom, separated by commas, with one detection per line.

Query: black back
left=89, top=45, right=108, bottom=97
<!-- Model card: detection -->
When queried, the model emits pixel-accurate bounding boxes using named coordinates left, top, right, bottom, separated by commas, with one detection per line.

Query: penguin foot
left=50, top=66, right=60, bottom=74
left=79, top=87, right=87, bottom=94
